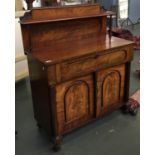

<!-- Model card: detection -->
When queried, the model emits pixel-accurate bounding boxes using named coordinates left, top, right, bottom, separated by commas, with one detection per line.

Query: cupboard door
left=55, top=75, right=94, bottom=134
left=96, top=64, right=125, bottom=117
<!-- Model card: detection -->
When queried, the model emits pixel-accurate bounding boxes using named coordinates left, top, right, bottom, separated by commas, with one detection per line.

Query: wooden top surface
left=29, top=35, right=134, bottom=65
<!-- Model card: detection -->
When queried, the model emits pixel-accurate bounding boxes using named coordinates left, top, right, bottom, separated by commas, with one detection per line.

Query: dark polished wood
left=20, top=4, right=134, bottom=150
left=25, top=0, right=35, bottom=10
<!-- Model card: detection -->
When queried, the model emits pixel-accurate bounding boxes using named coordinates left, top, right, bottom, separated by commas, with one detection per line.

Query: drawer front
left=96, top=49, right=128, bottom=69
left=60, top=48, right=129, bottom=81
left=47, top=47, right=132, bottom=84
left=61, top=55, right=97, bottom=80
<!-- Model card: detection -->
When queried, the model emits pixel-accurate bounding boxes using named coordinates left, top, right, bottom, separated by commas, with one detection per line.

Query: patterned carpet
left=112, top=27, right=140, bottom=50
left=129, top=89, right=140, bottom=107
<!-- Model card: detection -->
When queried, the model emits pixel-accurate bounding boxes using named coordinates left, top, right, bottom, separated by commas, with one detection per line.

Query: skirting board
left=15, top=55, right=26, bottom=63
left=15, top=55, right=28, bottom=81
left=15, top=71, right=29, bottom=82
left=15, top=11, right=26, bottom=18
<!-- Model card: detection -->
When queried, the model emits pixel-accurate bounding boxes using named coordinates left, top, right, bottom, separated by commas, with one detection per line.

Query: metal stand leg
left=121, top=17, right=134, bottom=29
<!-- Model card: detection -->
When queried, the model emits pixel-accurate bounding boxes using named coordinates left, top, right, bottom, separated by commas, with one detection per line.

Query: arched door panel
left=55, top=75, right=94, bottom=134
left=96, top=64, right=125, bottom=117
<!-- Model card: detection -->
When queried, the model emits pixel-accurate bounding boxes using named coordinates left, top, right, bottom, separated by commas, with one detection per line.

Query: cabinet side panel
left=27, top=54, right=53, bottom=138
left=20, top=25, right=30, bottom=53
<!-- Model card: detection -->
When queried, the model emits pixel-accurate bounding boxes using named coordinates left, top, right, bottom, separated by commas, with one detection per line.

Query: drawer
left=60, top=55, right=97, bottom=80
left=60, top=48, right=129, bottom=81
left=47, top=47, right=131, bottom=84
left=95, top=48, right=128, bottom=68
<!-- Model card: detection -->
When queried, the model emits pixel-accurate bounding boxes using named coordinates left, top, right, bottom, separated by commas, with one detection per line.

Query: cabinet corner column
left=124, top=62, right=131, bottom=102
left=49, top=85, right=62, bottom=151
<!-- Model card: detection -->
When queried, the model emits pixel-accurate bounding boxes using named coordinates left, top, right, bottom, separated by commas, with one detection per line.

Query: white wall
left=15, top=16, right=29, bottom=81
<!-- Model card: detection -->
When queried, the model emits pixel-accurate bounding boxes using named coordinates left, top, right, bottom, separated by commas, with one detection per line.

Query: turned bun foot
left=52, top=144, right=61, bottom=152
left=121, top=104, right=138, bottom=116
left=37, top=123, right=42, bottom=129
left=121, top=105, right=129, bottom=114
left=129, top=108, right=138, bottom=116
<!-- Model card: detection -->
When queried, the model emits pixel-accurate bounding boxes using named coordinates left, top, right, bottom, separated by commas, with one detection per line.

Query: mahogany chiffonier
left=20, top=4, right=134, bottom=151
